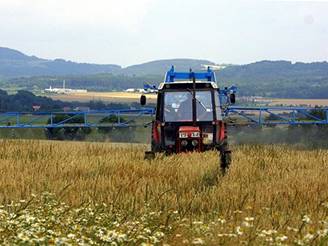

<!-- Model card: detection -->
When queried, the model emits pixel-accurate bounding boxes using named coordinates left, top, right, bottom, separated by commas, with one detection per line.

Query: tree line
left=0, top=89, right=138, bottom=112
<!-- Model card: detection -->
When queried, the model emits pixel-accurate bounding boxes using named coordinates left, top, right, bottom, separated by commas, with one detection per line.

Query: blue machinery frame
left=0, top=106, right=327, bottom=129
left=226, top=106, right=328, bottom=126
left=0, top=108, right=155, bottom=129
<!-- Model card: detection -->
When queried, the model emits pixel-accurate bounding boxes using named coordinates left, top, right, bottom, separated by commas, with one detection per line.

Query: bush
left=45, top=114, right=91, bottom=140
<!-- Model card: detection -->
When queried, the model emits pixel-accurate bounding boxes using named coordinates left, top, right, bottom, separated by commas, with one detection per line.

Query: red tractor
left=141, top=67, right=236, bottom=173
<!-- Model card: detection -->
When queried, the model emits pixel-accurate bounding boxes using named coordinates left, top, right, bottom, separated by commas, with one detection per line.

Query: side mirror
left=230, top=93, right=236, bottom=104
left=140, top=95, right=147, bottom=106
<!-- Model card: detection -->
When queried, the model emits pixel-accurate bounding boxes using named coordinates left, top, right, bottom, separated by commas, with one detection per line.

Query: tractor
left=141, top=66, right=236, bottom=173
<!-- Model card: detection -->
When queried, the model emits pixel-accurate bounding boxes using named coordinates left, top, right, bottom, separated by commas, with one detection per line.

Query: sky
left=0, top=0, right=328, bottom=66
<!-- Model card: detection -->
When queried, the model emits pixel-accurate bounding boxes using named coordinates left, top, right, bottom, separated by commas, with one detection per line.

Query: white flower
left=67, top=233, right=75, bottom=239
left=17, top=232, right=29, bottom=242
left=276, top=235, right=288, bottom=242
left=260, top=229, right=277, bottom=236
left=303, top=233, right=314, bottom=241
left=236, top=226, right=243, bottom=235
left=55, top=238, right=69, bottom=244
left=218, top=233, right=237, bottom=238
left=117, top=233, right=127, bottom=242
left=242, top=221, right=253, bottom=227
left=295, top=239, right=305, bottom=245
left=24, top=215, right=36, bottom=223
left=317, top=229, right=328, bottom=237
left=143, top=228, right=151, bottom=234
left=302, top=215, right=311, bottom=224
left=0, top=209, right=8, bottom=216
left=192, top=238, right=205, bottom=244
left=287, top=226, right=298, bottom=232
left=150, top=236, right=160, bottom=244
left=154, top=231, right=164, bottom=238
left=217, top=218, right=226, bottom=224
left=244, top=217, right=254, bottom=222
left=137, top=235, right=148, bottom=240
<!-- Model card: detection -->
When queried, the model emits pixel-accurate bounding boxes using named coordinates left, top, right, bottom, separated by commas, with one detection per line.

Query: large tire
left=219, top=123, right=231, bottom=175
left=150, top=123, right=162, bottom=153
left=144, top=151, right=155, bottom=160
left=151, top=140, right=161, bottom=153
left=220, top=150, right=231, bottom=175
left=145, top=123, right=160, bottom=160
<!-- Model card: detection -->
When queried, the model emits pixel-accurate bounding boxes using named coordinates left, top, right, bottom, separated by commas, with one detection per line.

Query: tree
left=45, top=114, right=91, bottom=140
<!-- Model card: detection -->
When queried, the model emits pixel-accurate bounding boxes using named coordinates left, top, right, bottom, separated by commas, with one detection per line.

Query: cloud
left=0, top=0, right=327, bottom=65
left=266, top=0, right=328, bottom=2
left=0, top=0, right=155, bottom=32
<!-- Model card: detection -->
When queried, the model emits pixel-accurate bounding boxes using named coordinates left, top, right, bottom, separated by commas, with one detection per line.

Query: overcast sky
left=0, top=0, right=327, bottom=66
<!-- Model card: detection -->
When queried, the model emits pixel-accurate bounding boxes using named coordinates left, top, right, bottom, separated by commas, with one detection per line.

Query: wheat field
left=0, top=139, right=328, bottom=245
left=269, top=98, right=328, bottom=107
left=50, top=92, right=157, bottom=103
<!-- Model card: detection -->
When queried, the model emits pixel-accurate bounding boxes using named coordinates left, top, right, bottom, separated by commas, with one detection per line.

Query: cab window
left=214, top=91, right=223, bottom=120
left=164, top=91, right=192, bottom=122
left=195, top=91, right=213, bottom=121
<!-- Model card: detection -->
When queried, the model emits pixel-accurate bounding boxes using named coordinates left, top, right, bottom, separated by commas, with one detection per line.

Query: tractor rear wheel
left=144, top=140, right=160, bottom=160
left=219, top=123, right=231, bottom=175
left=220, top=150, right=231, bottom=175
left=144, top=151, right=155, bottom=160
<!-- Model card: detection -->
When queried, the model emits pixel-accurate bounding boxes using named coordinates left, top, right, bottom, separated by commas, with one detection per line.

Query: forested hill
left=217, top=61, right=328, bottom=98
left=0, top=47, right=121, bottom=77
left=122, top=59, right=215, bottom=76
left=219, top=60, right=328, bottom=82
left=0, top=47, right=212, bottom=77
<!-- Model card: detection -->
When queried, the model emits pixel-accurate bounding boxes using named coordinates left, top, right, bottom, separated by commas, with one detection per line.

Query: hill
left=0, top=47, right=212, bottom=77
left=0, top=47, right=39, bottom=61
left=122, top=58, right=214, bottom=75
left=217, top=61, right=328, bottom=98
left=0, top=47, right=121, bottom=77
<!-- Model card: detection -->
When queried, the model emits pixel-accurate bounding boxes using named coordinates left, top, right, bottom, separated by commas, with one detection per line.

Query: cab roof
left=159, top=81, right=218, bottom=90
left=164, top=66, right=216, bottom=83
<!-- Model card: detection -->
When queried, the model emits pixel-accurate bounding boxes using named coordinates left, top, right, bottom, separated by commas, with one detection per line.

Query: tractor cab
left=155, top=81, right=222, bottom=153
left=141, top=66, right=235, bottom=173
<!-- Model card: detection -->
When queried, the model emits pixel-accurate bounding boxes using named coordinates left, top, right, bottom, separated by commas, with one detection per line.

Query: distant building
left=44, top=80, right=88, bottom=94
left=74, top=106, right=90, bottom=112
left=125, top=88, right=136, bottom=92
